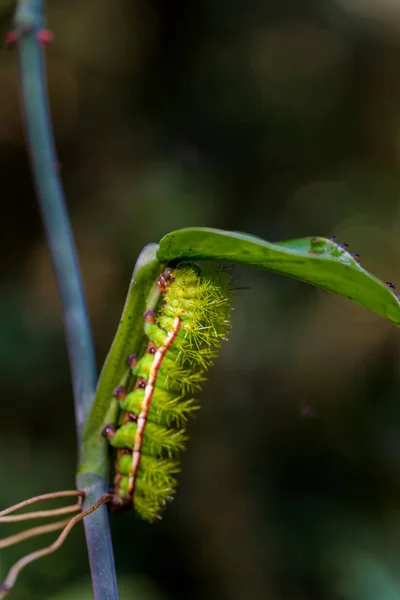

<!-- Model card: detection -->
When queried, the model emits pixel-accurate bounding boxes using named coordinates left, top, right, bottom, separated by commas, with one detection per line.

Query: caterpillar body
left=103, top=264, right=232, bottom=522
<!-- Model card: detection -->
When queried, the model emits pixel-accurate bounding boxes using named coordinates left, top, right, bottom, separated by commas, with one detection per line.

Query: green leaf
left=78, top=243, right=163, bottom=476
left=157, top=227, right=400, bottom=325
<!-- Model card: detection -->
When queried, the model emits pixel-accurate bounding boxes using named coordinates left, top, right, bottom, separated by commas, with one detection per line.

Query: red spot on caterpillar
left=101, top=423, right=116, bottom=439
left=157, top=268, right=175, bottom=292
left=113, top=385, right=126, bottom=401
left=148, top=342, right=157, bottom=355
left=144, top=310, right=155, bottom=324
left=127, top=353, right=137, bottom=368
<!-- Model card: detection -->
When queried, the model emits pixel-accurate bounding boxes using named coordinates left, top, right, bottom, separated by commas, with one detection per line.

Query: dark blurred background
left=2, top=0, right=400, bottom=598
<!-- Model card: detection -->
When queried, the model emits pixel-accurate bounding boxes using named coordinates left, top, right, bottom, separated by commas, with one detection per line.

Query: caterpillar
left=103, top=263, right=232, bottom=522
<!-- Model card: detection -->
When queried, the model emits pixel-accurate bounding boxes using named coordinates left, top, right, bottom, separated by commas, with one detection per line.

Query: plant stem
left=13, top=1, right=118, bottom=598
left=14, top=0, right=96, bottom=435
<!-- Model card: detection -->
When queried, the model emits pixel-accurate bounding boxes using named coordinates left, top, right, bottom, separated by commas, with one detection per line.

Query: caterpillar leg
left=101, top=423, right=116, bottom=439
left=126, top=354, right=137, bottom=368
left=113, top=385, right=127, bottom=403
left=143, top=310, right=155, bottom=325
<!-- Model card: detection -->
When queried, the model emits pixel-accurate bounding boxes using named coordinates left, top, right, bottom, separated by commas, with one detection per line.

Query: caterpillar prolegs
left=103, top=264, right=232, bottom=522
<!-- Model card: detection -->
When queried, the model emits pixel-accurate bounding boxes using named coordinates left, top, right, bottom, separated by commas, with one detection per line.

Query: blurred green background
left=2, top=0, right=400, bottom=598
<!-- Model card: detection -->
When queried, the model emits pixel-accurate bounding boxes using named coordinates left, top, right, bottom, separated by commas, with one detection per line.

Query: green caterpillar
left=103, top=263, right=232, bottom=522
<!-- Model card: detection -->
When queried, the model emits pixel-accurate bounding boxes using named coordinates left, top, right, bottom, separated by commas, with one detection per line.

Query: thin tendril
left=0, top=494, right=112, bottom=599
left=0, top=491, right=84, bottom=518
left=0, top=518, right=71, bottom=549
left=0, top=503, right=81, bottom=523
